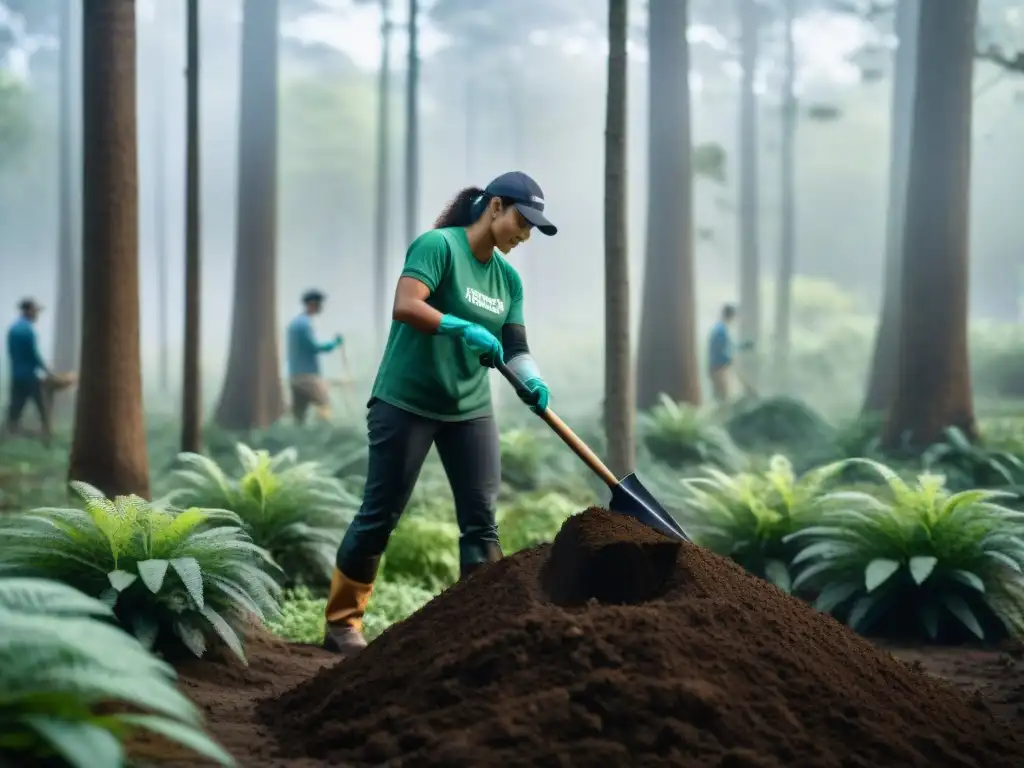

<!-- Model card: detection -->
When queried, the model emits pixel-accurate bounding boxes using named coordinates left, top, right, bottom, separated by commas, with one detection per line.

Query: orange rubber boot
left=323, top=567, right=373, bottom=656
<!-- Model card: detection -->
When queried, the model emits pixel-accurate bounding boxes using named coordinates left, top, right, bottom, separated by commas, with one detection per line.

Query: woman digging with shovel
left=323, top=172, right=558, bottom=655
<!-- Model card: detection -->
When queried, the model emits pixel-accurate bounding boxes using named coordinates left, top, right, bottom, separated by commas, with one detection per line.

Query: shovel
left=493, top=358, right=690, bottom=542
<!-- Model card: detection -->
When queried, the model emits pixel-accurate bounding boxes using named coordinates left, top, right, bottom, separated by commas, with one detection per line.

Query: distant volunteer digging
left=322, top=172, right=559, bottom=656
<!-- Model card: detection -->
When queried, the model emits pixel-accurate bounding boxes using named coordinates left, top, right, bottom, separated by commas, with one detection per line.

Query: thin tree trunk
left=153, top=2, right=169, bottom=393
left=772, top=0, right=797, bottom=385
left=604, top=0, right=634, bottom=476
left=863, top=0, right=919, bottom=413
left=70, top=0, right=149, bottom=499
left=53, top=0, right=79, bottom=421
left=181, top=0, right=202, bottom=453
left=373, top=0, right=392, bottom=352
left=737, top=0, right=761, bottom=387
left=214, top=0, right=284, bottom=431
left=404, top=0, right=419, bottom=244
left=882, top=0, right=978, bottom=449
left=636, top=0, right=700, bottom=410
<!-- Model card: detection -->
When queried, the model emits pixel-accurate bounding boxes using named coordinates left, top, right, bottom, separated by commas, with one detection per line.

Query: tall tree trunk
left=53, top=0, right=79, bottom=421
left=153, top=2, right=169, bottom=393
left=603, top=0, right=634, bottom=476
left=636, top=0, right=700, bottom=410
left=214, top=0, right=284, bottom=431
left=70, top=0, right=149, bottom=498
left=737, top=0, right=761, bottom=387
left=373, top=0, right=392, bottom=352
left=863, top=0, right=919, bottom=413
left=882, top=0, right=978, bottom=449
left=404, top=0, right=419, bottom=244
left=181, top=0, right=202, bottom=453
left=772, top=0, right=797, bottom=385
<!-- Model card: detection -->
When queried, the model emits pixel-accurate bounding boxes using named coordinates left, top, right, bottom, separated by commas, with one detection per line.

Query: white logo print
left=530, top=195, right=545, bottom=205
left=464, top=287, right=505, bottom=315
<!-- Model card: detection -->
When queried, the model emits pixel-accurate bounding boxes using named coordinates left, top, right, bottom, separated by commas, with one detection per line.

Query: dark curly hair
left=434, top=187, right=516, bottom=229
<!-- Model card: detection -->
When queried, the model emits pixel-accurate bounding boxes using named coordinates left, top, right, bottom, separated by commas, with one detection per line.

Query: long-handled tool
left=494, top=359, right=690, bottom=542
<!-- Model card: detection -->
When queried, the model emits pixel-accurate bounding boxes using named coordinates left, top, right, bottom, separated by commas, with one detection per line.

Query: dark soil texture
left=235, top=508, right=1024, bottom=768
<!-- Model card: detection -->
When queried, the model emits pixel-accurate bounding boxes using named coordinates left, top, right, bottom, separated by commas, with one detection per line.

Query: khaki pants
left=289, top=375, right=331, bottom=423
left=710, top=365, right=731, bottom=404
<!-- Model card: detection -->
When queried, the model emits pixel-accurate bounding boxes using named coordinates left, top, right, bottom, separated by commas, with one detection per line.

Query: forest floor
left=150, top=628, right=1024, bottom=767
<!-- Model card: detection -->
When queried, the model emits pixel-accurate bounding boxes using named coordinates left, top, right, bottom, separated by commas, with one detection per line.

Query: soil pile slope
left=262, top=508, right=1024, bottom=767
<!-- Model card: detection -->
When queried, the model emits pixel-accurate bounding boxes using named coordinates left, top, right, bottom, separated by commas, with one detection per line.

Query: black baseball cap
left=18, top=298, right=42, bottom=312
left=485, top=171, right=557, bottom=236
left=302, top=289, right=325, bottom=303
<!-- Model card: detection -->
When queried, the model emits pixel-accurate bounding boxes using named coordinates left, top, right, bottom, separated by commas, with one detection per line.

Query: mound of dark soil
left=261, top=508, right=1024, bottom=767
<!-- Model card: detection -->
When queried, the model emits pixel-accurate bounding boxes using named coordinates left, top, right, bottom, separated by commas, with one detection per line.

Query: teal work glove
left=518, top=376, right=550, bottom=414
left=437, top=314, right=504, bottom=367
left=334, top=333, right=344, bottom=346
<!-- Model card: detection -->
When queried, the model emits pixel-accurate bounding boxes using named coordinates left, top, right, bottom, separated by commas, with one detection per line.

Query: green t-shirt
left=372, top=227, right=525, bottom=421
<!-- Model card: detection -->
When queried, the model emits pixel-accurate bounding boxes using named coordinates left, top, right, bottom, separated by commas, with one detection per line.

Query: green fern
left=0, top=576, right=234, bottom=767
left=0, top=481, right=282, bottom=664
left=165, top=444, right=358, bottom=585
left=639, top=395, right=745, bottom=471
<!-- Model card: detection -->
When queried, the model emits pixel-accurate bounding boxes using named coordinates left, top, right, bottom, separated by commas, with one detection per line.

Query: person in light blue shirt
left=286, top=289, right=343, bottom=424
left=708, top=304, right=738, bottom=403
left=3, top=298, right=52, bottom=442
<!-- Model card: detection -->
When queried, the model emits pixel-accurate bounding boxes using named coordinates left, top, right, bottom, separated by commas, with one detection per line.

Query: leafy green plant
left=680, top=455, right=845, bottom=592
left=922, top=426, right=1024, bottom=491
left=379, top=516, right=460, bottom=590
left=787, top=459, right=1024, bottom=642
left=499, top=428, right=552, bottom=491
left=499, top=491, right=579, bottom=554
left=166, top=444, right=359, bottom=585
left=0, top=481, right=282, bottom=663
left=267, top=579, right=437, bottom=645
left=0, top=576, right=233, bottom=767
left=639, top=395, right=744, bottom=471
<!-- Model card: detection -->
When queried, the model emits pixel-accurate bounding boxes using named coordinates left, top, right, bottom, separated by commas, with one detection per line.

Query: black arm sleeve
left=501, top=323, right=530, bottom=359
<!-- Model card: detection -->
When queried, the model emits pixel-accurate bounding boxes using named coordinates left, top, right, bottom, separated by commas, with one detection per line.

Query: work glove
left=437, top=314, right=504, bottom=367
left=516, top=376, right=550, bottom=414
left=333, top=333, right=344, bottom=347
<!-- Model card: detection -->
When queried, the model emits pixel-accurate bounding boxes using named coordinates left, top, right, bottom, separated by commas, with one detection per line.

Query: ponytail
left=434, top=187, right=488, bottom=229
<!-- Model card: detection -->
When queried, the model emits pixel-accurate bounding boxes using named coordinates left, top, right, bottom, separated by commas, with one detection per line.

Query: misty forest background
left=1, top=0, right=1023, bottom=489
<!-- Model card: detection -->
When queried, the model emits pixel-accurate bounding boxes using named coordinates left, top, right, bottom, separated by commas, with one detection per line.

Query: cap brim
left=515, top=203, right=557, bottom=236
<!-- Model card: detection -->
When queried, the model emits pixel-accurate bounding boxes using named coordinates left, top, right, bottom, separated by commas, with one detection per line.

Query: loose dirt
left=243, top=507, right=1024, bottom=767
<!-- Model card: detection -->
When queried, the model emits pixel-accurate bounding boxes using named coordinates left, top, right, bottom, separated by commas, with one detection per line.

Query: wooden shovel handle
left=492, top=358, right=619, bottom=487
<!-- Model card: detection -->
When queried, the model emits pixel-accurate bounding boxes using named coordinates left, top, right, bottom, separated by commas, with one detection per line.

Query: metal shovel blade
left=610, top=473, right=691, bottom=542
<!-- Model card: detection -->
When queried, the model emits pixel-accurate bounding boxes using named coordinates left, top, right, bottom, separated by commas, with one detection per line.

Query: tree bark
left=737, top=0, right=761, bottom=387
left=636, top=0, right=700, bottom=410
left=772, top=0, right=797, bottom=385
left=53, top=0, right=79, bottom=421
left=863, top=0, right=919, bottom=413
left=404, top=0, right=419, bottom=245
left=373, top=0, right=392, bottom=352
left=603, top=0, right=634, bottom=476
left=882, top=0, right=978, bottom=449
left=181, top=0, right=202, bottom=454
left=213, top=0, right=284, bottom=431
left=151, top=1, right=170, bottom=394
left=69, top=0, right=150, bottom=499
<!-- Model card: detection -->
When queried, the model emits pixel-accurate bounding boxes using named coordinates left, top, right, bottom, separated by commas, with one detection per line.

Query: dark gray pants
left=335, top=399, right=502, bottom=583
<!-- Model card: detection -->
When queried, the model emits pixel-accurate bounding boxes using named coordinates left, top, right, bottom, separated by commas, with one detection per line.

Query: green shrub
left=379, top=516, right=460, bottom=590
left=680, top=455, right=846, bottom=592
left=0, top=577, right=233, bottom=767
left=787, top=459, right=1024, bottom=642
left=639, top=395, right=745, bottom=471
left=499, top=491, right=579, bottom=554
left=725, top=396, right=838, bottom=459
left=266, top=579, right=438, bottom=645
left=166, top=444, right=358, bottom=585
left=499, top=428, right=552, bottom=491
left=0, top=482, right=282, bottom=663
left=922, top=426, right=1024, bottom=491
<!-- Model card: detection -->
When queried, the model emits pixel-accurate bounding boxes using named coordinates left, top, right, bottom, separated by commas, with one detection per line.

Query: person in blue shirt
left=3, top=298, right=52, bottom=442
left=286, top=289, right=343, bottom=424
left=708, top=303, right=738, bottom=404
